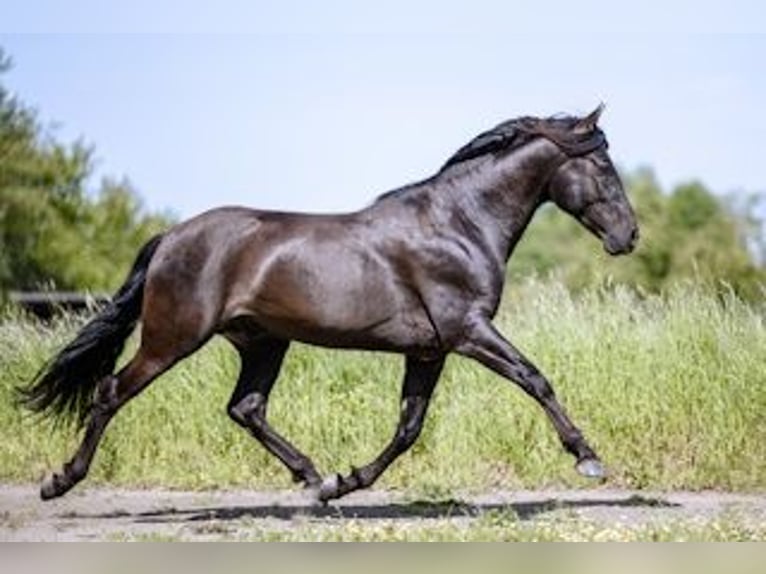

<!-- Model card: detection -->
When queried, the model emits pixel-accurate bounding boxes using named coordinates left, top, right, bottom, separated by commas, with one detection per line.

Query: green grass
left=1, top=279, right=765, bottom=492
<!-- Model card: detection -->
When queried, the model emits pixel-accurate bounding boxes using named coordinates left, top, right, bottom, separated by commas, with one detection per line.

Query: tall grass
left=1, top=280, right=764, bottom=492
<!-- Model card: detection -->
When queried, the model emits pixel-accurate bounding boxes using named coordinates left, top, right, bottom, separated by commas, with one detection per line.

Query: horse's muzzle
left=604, top=226, right=639, bottom=255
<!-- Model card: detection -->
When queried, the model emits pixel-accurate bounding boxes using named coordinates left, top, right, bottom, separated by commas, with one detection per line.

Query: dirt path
left=1, top=484, right=764, bottom=541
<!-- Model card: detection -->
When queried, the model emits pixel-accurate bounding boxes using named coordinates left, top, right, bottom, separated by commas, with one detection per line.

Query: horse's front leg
left=455, top=315, right=605, bottom=479
left=318, top=356, right=444, bottom=502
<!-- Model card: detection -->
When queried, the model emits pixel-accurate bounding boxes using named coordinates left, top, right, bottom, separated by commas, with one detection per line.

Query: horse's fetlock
left=64, top=460, right=86, bottom=482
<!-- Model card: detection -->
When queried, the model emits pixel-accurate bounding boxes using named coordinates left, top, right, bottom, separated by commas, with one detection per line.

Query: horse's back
left=140, top=205, right=429, bottom=350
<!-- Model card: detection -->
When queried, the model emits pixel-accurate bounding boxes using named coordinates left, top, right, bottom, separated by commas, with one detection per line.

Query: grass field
left=1, top=279, right=765, bottom=493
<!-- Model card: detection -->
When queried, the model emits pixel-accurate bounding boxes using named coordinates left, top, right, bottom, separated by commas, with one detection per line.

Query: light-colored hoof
left=318, top=474, right=341, bottom=503
left=576, top=458, right=607, bottom=480
left=40, top=473, right=66, bottom=500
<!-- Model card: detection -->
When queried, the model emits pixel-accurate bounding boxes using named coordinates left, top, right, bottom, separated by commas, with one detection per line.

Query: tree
left=0, top=47, right=173, bottom=296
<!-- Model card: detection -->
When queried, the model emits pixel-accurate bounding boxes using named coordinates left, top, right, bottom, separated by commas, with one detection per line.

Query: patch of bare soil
left=1, top=485, right=764, bottom=541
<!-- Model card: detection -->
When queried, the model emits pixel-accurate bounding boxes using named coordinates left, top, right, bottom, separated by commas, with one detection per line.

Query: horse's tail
left=16, top=234, right=165, bottom=427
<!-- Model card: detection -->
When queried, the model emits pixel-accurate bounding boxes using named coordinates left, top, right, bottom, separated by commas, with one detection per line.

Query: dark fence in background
left=8, top=292, right=110, bottom=320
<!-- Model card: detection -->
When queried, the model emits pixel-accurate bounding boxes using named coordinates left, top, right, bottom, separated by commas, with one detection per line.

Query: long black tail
left=16, top=234, right=165, bottom=427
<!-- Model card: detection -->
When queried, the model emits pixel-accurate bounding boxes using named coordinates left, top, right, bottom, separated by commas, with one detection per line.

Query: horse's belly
left=234, top=252, right=434, bottom=350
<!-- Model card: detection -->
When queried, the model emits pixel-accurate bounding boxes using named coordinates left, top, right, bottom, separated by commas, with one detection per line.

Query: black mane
left=374, top=113, right=606, bottom=204
left=440, top=114, right=604, bottom=172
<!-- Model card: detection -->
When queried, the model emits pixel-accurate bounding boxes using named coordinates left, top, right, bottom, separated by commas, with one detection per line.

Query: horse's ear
left=576, top=103, right=605, bottom=132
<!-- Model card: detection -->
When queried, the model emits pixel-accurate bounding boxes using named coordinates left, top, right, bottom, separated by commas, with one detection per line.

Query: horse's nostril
left=630, top=227, right=640, bottom=245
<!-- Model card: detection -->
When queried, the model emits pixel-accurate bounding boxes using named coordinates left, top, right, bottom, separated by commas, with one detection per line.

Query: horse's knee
left=227, top=393, right=266, bottom=427
left=526, top=372, right=555, bottom=401
left=226, top=399, right=250, bottom=426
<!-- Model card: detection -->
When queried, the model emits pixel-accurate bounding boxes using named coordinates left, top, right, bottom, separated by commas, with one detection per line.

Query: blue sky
left=2, top=10, right=765, bottom=218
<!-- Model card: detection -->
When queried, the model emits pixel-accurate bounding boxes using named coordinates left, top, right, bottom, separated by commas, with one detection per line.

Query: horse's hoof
left=576, top=458, right=607, bottom=480
left=318, top=474, right=341, bottom=503
left=40, top=473, right=68, bottom=500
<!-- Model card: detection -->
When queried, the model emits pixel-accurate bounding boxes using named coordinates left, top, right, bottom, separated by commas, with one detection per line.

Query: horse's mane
left=374, top=113, right=605, bottom=204
left=440, top=114, right=605, bottom=172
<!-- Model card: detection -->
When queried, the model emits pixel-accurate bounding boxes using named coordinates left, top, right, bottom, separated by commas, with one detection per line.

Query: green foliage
left=2, top=280, right=764, bottom=492
left=510, top=168, right=766, bottom=298
left=0, top=48, right=172, bottom=294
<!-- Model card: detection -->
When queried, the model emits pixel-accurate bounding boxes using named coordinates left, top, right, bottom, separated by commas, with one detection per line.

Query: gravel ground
left=1, top=484, right=764, bottom=541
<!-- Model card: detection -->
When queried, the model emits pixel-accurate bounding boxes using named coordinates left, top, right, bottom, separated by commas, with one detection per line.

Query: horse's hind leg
left=40, top=347, right=181, bottom=500
left=318, top=355, right=444, bottom=502
left=226, top=337, right=322, bottom=488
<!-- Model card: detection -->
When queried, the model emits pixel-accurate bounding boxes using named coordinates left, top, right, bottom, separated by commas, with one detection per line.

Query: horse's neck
left=437, top=139, right=559, bottom=264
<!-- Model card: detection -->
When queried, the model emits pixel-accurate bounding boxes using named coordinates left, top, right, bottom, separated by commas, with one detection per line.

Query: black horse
left=19, top=105, right=638, bottom=502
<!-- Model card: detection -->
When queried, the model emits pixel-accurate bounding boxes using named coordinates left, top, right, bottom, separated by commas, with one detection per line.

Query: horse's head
left=545, top=105, right=639, bottom=255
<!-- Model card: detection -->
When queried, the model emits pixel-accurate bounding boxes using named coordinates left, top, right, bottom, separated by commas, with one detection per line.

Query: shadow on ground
left=61, top=494, right=679, bottom=525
